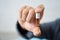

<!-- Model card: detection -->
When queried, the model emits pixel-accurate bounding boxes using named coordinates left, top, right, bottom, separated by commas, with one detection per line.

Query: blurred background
left=0, top=0, right=60, bottom=40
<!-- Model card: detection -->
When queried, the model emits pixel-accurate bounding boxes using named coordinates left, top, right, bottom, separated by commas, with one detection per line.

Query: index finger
left=35, top=4, right=44, bottom=20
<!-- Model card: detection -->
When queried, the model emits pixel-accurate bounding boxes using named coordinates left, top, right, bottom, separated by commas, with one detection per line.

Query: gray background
left=0, top=0, right=60, bottom=35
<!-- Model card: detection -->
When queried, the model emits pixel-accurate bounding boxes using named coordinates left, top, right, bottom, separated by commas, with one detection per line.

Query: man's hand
left=18, top=5, right=44, bottom=36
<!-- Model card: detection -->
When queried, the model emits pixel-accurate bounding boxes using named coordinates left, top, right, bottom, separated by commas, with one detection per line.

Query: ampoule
left=36, top=13, right=40, bottom=25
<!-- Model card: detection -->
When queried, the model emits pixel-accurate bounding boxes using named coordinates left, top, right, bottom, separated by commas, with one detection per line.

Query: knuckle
left=27, top=6, right=33, bottom=11
left=29, top=9, right=35, bottom=13
left=23, top=9, right=26, bottom=13
left=22, top=9, right=28, bottom=16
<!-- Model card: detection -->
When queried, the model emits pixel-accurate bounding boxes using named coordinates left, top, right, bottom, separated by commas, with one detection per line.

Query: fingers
left=18, top=5, right=27, bottom=19
left=18, top=5, right=27, bottom=25
left=22, top=6, right=32, bottom=21
left=35, top=4, right=44, bottom=20
left=35, top=4, right=44, bottom=12
left=26, top=9, right=35, bottom=22
left=18, top=4, right=44, bottom=23
left=18, top=5, right=34, bottom=23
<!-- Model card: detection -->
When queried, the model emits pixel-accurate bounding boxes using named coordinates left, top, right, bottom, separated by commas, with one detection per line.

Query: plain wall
left=0, top=0, right=60, bottom=32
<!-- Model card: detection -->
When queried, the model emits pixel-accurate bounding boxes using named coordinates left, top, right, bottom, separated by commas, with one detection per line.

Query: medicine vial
left=36, top=13, right=40, bottom=25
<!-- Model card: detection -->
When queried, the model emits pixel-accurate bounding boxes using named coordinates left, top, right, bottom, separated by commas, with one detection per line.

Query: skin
left=18, top=4, right=44, bottom=36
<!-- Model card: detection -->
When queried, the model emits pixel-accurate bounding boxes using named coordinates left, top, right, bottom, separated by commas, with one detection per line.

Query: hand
left=18, top=5, right=44, bottom=36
